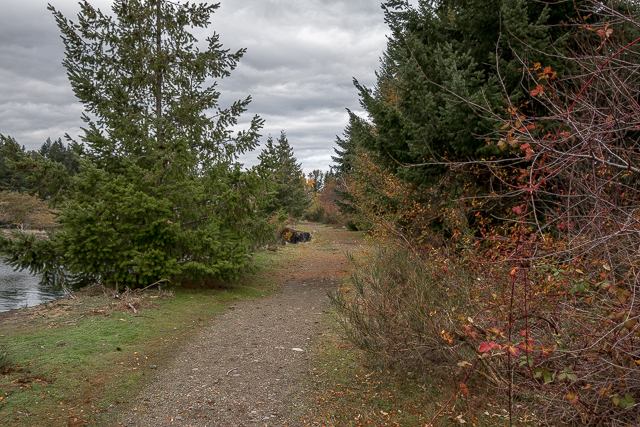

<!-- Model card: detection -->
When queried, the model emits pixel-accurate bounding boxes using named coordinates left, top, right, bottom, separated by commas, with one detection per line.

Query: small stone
left=150, top=365, right=157, bottom=369
left=292, top=348, right=304, bottom=352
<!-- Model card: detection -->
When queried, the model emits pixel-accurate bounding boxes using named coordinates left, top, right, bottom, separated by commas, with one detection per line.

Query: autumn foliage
left=0, top=191, right=57, bottom=231
left=332, top=1, right=640, bottom=425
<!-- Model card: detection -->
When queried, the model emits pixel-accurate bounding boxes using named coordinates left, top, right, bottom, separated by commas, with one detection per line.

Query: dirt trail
left=118, top=223, right=361, bottom=427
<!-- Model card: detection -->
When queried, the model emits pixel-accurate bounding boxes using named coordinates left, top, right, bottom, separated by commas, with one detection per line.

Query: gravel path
left=118, top=224, right=360, bottom=427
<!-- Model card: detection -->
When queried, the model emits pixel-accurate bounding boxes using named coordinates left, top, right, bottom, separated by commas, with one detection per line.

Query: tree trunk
left=156, top=0, right=163, bottom=143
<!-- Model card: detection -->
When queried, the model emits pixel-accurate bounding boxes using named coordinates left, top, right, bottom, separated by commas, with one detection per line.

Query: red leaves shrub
left=333, top=2, right=640, bottom=425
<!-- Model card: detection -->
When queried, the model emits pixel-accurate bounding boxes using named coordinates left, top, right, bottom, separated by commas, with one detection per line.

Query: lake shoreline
left=0, top=256, right=64, bottom=314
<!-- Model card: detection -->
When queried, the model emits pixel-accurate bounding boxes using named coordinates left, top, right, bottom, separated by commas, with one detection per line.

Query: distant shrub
left=303, top=182, right=345, bottom=225
left=345, top=220, right=359, bottom=231
left=0, top=191, right=57, bottom=231
left=302, top=196, right=325, bottom=222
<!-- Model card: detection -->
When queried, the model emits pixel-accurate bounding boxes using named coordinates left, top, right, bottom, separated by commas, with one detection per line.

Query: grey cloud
left=1, top=0, right=389, bottom=172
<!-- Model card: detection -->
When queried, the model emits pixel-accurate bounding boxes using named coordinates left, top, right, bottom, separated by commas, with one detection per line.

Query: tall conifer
left=256, top=131, right=309, bottom=218
left=1, top=0, right=264, bottom=288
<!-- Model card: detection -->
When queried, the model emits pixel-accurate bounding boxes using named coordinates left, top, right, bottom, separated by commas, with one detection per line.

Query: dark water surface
left=0, top=259, right=64, bottom=313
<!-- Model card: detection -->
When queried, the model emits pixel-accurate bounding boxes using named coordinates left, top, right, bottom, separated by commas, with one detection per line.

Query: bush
left=331, top=247, right=477, bottom=371
left=303, top=181, right=346, bottom=225
left=302, top=195, right=326, bottom=222
left=345, top=220, right=359, bottom=231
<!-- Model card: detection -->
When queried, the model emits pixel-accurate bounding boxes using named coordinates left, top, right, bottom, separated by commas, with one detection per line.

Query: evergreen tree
left=331, top=109, right=372, bottom=180
left=256, top=131, right=309, bottom=218
left=1, top=0, right=264, bottom=289
left=307, top=169, right=324, bottom=193
left=38, top=137, right=81, bottom=176
left=351, top=0, right=580, bottom=186
left=329, top=0, right=595, bottom=236
left=0, top=135, right=30, bottom=192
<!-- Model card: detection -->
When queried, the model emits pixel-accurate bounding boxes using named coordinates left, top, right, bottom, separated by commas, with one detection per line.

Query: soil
left=113, top=223, right=362, bottom=427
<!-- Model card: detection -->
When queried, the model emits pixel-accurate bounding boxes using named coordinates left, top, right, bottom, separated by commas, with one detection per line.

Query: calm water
left=0, top=259, right=64, bottom=313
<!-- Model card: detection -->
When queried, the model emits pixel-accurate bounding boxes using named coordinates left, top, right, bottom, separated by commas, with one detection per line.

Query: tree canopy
left=256, top=131, right=309, bottom=219
left=1, top=0, right=267, bottom=289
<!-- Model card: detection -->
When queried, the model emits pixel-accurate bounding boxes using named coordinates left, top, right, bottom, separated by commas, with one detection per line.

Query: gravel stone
left=117, top=224, right=359, bottom=426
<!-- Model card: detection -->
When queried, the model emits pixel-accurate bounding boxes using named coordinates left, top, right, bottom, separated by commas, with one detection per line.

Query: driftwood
left=61, top=284, right=77, bottom=299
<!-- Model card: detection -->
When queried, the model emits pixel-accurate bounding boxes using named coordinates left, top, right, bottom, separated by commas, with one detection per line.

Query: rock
left=150, top=365, right=157, bottom=369
left=291, top=348, right=304, bottom=352
left=280, top=228, right=311, bottom=244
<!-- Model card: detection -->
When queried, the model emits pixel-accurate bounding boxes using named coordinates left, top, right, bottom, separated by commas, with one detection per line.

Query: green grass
left=0, top=242, right=307, bottom=426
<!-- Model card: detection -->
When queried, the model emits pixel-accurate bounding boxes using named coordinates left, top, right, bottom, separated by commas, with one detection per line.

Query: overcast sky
left=0, top=0, right=401, bottom=174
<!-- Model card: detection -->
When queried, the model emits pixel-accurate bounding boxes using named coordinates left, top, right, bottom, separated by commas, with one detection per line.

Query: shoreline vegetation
left=1, top=229, right=49, bottom=239
left=0, top=231, right=308, bottom=426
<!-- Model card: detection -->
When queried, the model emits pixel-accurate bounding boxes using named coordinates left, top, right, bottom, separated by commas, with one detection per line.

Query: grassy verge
left=0, top=243, right=306, bottom=427
left=303, top=314, right=536, bottom=427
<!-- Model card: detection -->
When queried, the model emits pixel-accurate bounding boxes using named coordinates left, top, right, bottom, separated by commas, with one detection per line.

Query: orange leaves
left=530, top=85, right=544, bottom=97
left=565, top=392, right=579, bottom=405
left=459, top=382, right=470, bottom=396
left=520, top=143, right=535, bottom=160
left=596, top=22, right=613, bottom=39
left=462, top=324, right=478, bottom=339
left=478, top=341, right=500, bottom=353
left=539, top=345, right=555, bottom=357
left=506, top=345, right=519, bottom=357
left=537, top=66, right=556, bottom=81
left=580, top=21, right=614, bottom=50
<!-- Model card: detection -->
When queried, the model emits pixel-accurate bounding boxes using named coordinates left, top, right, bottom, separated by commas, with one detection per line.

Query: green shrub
left=302, top=199, right=326, bottom=222
left=330, top=248, right=476, bottom=371
left=345, top=220, right=359, bottom=231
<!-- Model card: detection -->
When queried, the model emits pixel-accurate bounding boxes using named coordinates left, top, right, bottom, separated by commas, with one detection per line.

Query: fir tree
left=352, top=0, right=580, bottom=186
left=0, top=135, right=30, bottom=193
left=331, top=109, right=372, bottom=180
left=256, top=131, right=309, bottom=218
left=307, top=170, right=324, bottom=193
left=38, top=138, right=81, bottom=176
left=1, top=0, right=264, bottom=289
